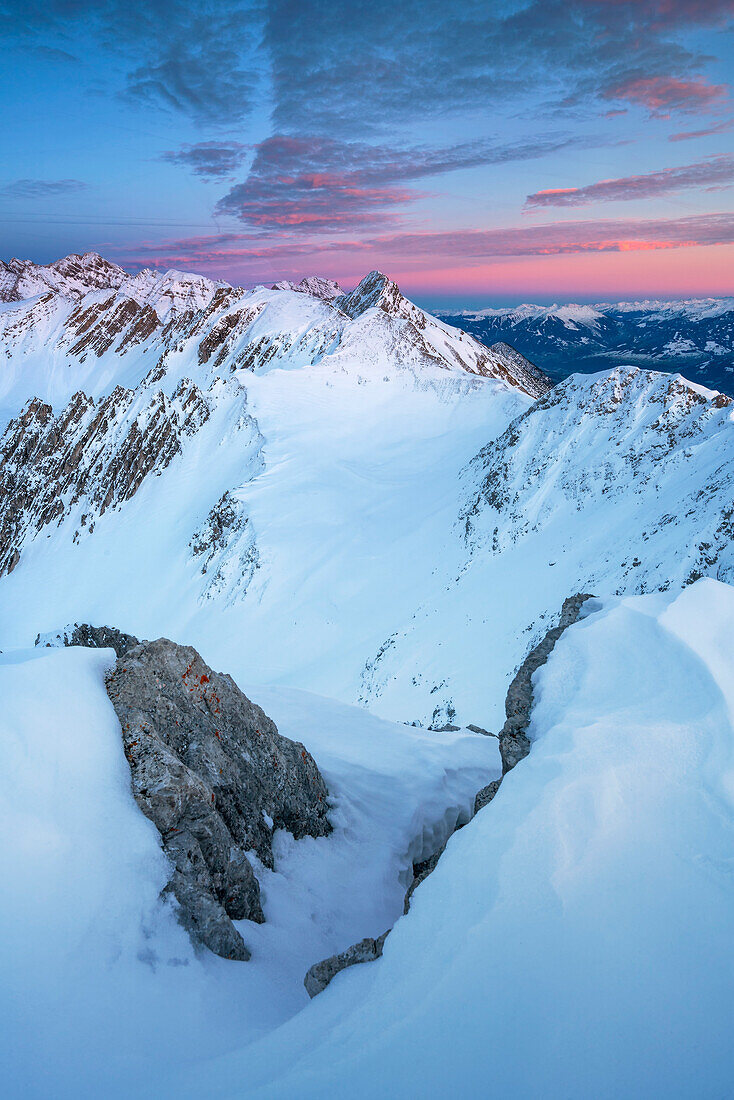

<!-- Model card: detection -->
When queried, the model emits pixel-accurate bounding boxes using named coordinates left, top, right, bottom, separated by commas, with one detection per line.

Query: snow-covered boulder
left=35, top=622, right=140, bottom=657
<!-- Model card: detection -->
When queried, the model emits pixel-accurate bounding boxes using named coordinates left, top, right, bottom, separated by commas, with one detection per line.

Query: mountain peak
left=335, top=270, right=423, bottom=325
left=0, top=251, right=127, bottom=303
left=271, top=276, right=343, bottom=301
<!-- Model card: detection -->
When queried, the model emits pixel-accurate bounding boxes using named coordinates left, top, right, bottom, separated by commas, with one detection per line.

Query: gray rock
left=473, top=778, right=502, bottom=815
left=35, top=622, right=140, bottom=658
left=304, top=931, right=390, bottom=998
left=403, top=845, right=447, bottom=914
left=499, top=593, right=595, bottom=774
left=467, top=723, right=496, bottom=737
left=105, top=637, right=331, bottom=960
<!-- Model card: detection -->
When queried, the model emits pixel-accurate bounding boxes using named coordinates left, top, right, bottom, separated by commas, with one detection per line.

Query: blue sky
left=1, top=0, right=733, bottom=305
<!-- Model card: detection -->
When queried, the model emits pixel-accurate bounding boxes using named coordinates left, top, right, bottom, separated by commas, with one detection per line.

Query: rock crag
left=103, top=637, right=331, bottom=960
left=304, top=932, right=390, bottom=999
left=35, top=622, right=140, bottom=658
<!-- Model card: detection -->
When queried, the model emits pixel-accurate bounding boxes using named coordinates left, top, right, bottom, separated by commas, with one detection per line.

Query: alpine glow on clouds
left=2, top=0, right=733, bottom=300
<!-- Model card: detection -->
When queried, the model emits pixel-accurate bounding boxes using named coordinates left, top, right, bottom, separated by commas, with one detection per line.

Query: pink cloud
left=525, top=155, right=734, bottom=207
left=111, top=210, right=734, bottom=300
left=118, top=211, right=734, bottom=271
left=604, top=75, right=728, bottom=115
left=669, top=118, right=734, bottom=141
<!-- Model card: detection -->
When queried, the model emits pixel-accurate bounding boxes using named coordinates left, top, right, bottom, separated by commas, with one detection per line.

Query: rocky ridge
left=462, top=366, right=734, bottom=588
left=0, top=255, right=552, bottom=421
left=0, top=377, right=210, bottom=576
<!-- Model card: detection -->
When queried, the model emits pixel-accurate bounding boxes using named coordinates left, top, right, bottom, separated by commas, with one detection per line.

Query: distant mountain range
left=436, top=299, right=734, bottom=395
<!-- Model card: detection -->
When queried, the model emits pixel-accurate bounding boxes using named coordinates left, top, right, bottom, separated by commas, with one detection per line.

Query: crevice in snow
left=304, top=592, right=598, bottom=997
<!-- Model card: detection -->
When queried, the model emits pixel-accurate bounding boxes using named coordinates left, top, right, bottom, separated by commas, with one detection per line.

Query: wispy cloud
left=161, top=142, right=249, bottom=179
left=0, top=178, right=88, bottom=198
left=525, top=155, right=734, bottom=208
left=121, top=212, right=734, bottom=275
left=669, top=118, right=734, bottom=141
left=215, top=132, right=601, bottom=231
left=603, top=75, right=728, bottom=116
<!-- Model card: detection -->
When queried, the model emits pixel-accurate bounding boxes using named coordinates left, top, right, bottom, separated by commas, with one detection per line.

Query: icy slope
left=0, top=360, right=524, bottom=699
left=174, top=579, right=734, bottom=1099
left=0, top=644, right=498, bottom=1099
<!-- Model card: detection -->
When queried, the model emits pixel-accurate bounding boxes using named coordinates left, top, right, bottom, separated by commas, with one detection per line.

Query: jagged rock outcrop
left=35, top=622, right=140, bottom=657
left=190, top=491, right=260, bottom=602
left=335, top=270, right=427, bottom=327
left=304, top=931, right=390, bottom=999
left=497, top=593, right=596, bottom=774
left=486, top=341, right=550, bottom=399
left=105, top=638, right=331, bottom=960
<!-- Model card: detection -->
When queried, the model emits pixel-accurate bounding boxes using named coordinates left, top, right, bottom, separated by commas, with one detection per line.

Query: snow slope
left=2, top=252, right=734, bottom=1098
left=362, top=366, right=734, bottom=729
left=0, top=644, right=499, bottom=1099
left=1, top=354, right=732, bottom=733
left=161, top=579, right=734, bottom=1099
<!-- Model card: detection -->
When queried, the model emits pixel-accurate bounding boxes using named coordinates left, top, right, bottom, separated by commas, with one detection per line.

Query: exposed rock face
left=487, top=341, right=550, bottom=399
left=0, top=379, right=209, bottom=576
left=403, top=847, right=446, bottom=914
left=336, top=270, right=427, bottom=327
left=475, top=592, right=596, bottom=807
left=304, top=932, right=390, bottom=998
left=35, top=622, right=140, bottom=658
left=105, top=638, right=331, bottom=960
left=190, top=490, right=260, bottom=602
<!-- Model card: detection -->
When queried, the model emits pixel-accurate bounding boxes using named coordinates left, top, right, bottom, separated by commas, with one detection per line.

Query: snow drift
left=162, top=579, right=734, bottom=1099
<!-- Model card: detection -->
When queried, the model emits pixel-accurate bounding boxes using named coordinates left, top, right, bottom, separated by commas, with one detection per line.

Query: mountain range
left=438, top=297, right=734, bottom=395
left=1, top=252, right=733, bottom=1097
left=1, top=251, right=732, bottom=728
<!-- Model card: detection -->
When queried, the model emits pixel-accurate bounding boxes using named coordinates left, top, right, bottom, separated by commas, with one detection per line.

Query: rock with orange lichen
left=105, top=637, right=331, bottom=960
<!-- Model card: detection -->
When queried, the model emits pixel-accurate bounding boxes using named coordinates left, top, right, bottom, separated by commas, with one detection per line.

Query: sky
left=1, top=0, right=733, bottom=306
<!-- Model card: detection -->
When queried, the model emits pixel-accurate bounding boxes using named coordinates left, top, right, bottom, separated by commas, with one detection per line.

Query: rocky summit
left=104, top=637, right=331, bottom=959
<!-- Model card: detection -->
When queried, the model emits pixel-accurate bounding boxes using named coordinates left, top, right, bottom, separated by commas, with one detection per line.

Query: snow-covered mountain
left=0, top=255, right=549, bottom=422
left=1, top=253, right=733, bottom=1097
left=438, top=297, right=734, bottom=395
left=0, top=254, right=732, bottom=731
